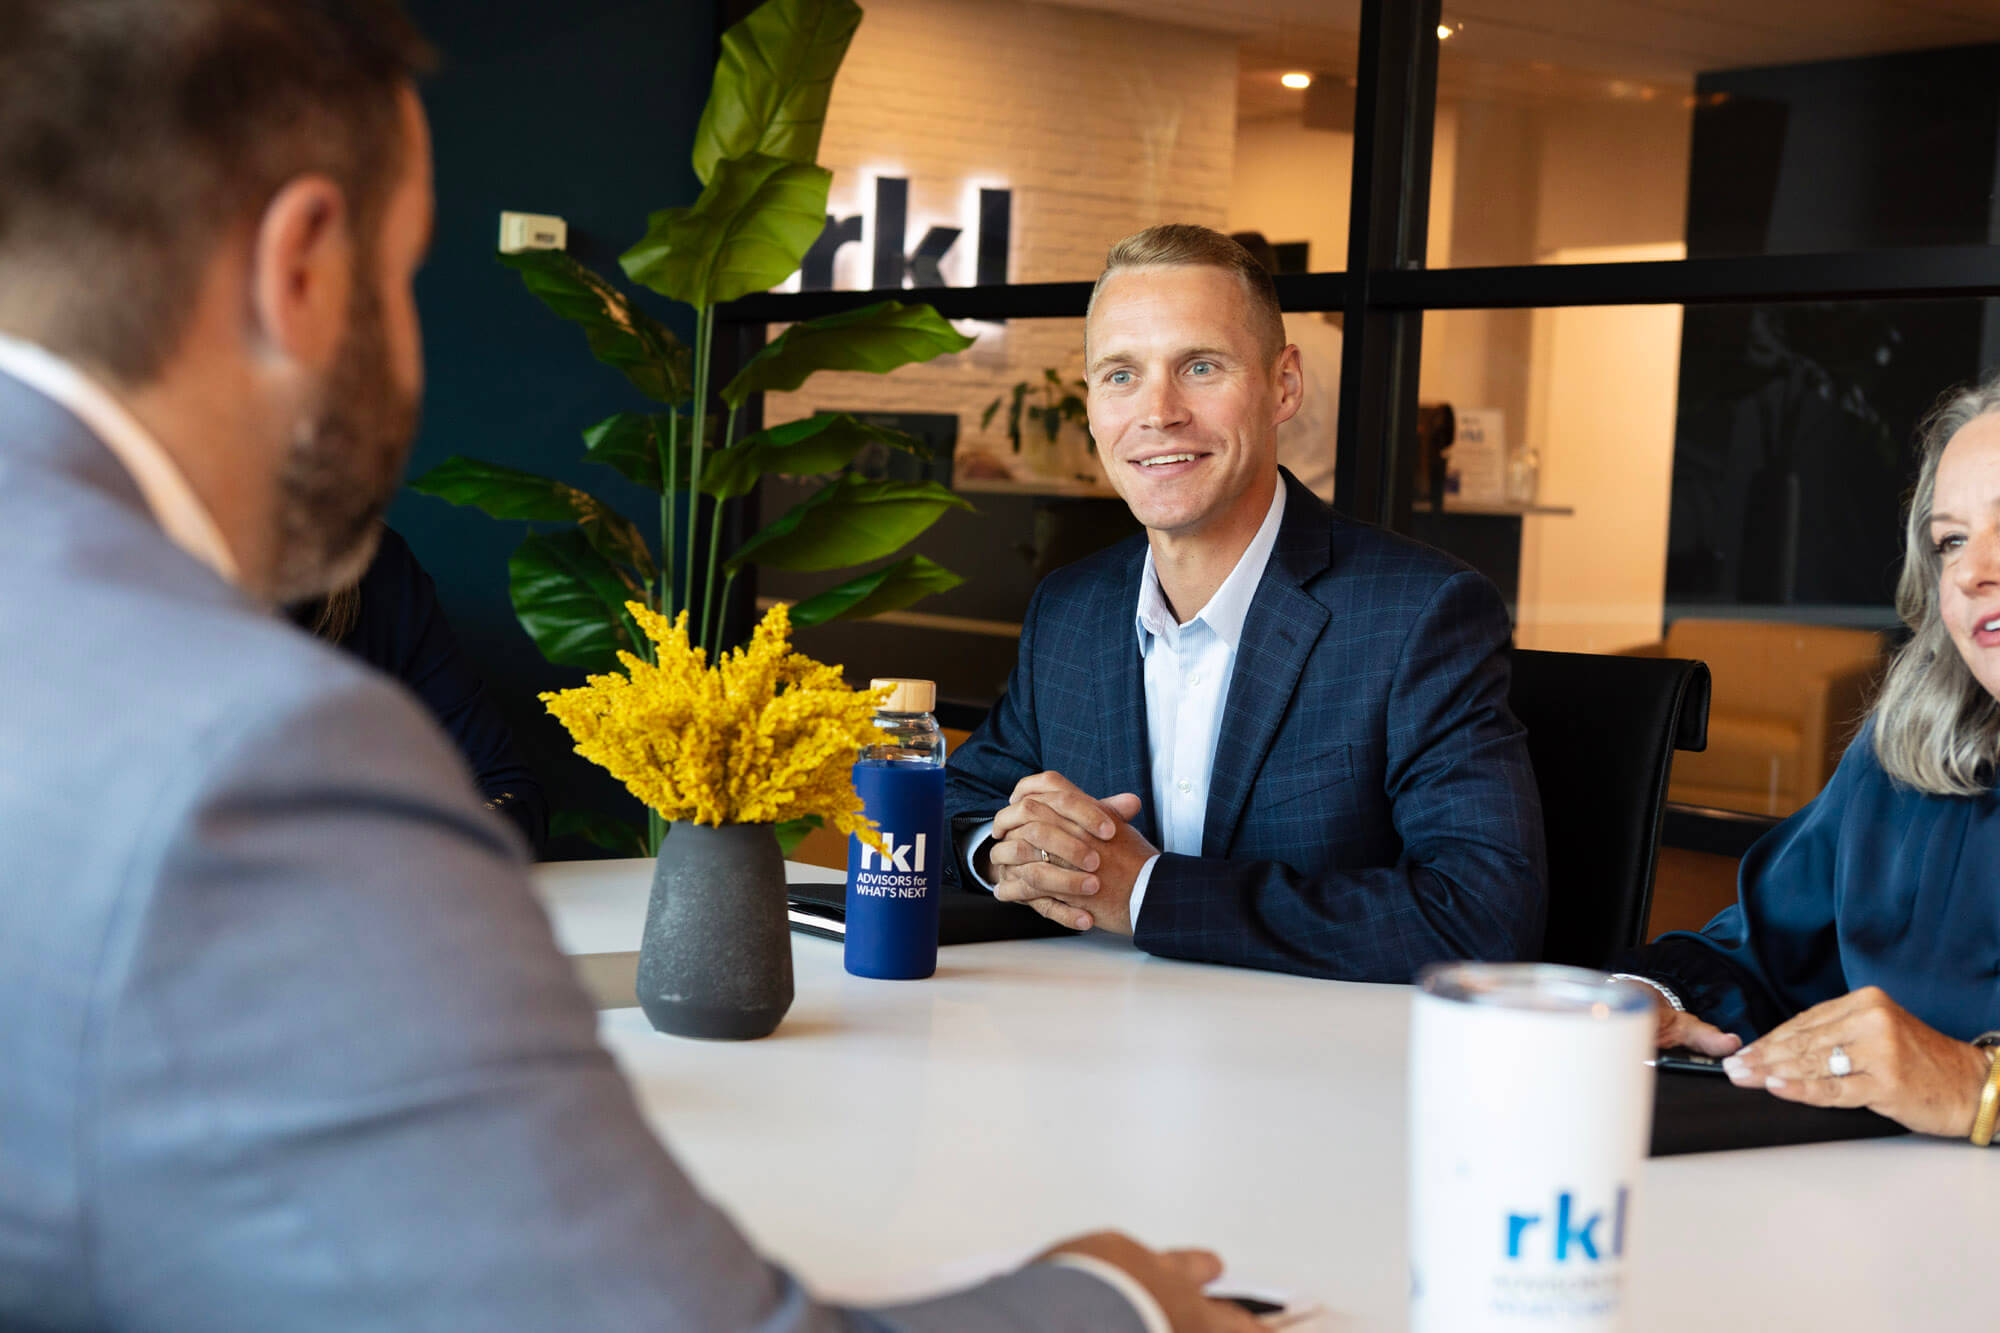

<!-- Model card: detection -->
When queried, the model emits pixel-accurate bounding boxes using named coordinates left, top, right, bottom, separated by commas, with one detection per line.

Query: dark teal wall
left=392, top=0, right=713, bottom=855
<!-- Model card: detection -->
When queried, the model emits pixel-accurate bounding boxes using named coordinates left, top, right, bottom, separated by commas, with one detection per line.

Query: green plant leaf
left=581, top=412, right=719, bottom=492
left=773, top=813, right=825, bottom=858
left=497, top=251, right=689, bottom=405
left=409, top=456, right=655, bottom=580
left=787, top=555, right=965, bottom=626
left=581, top=413, right=672, bottom=491
left=621, top=153, right=830, bottom=309
left=509, top=529, right=642, bottom=672
left=726, top=474, right=971, bottom=573
left=550, top=809, right=648, bottom=858
left=700, top=412, right=929, bottom=500
left=692, top=0, right=863, bottom=185
left=721, top=300, right=976, bottom=406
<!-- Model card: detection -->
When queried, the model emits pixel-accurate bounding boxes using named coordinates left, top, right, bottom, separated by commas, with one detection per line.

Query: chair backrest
left=1509, top=649, right=1712, bottom=968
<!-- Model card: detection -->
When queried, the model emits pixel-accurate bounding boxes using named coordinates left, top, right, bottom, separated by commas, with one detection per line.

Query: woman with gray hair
left=1622, top=374, right=2000, bottom=1142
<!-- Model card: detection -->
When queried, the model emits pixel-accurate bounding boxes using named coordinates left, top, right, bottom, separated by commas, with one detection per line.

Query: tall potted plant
left=412, top=0, right=972, bottom=856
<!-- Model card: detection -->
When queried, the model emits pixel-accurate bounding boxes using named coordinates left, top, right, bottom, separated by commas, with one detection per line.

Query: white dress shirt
left=0, top=332, right=241, bottom=586
left=964, top=476, right=1287, bottom=928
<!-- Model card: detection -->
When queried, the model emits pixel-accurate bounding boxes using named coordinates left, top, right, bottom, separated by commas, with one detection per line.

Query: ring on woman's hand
left=1036, top=844, right=1050, bottom=864
left=1827, top=1044, right=1853, bottom=1078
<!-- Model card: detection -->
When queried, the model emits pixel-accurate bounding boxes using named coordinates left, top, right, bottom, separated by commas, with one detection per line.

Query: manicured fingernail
left=1722, top=1056, right=1746, bottom=1076
left=1765, top=1077, right=1786, bottom=1090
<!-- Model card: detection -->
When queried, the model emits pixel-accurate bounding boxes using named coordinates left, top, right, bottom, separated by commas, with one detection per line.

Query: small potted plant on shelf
left=981, top=367, right=1096, bottom=486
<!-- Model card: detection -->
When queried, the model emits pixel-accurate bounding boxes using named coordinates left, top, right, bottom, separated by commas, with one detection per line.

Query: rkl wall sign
left=800, top=176, right=1011, bottom=291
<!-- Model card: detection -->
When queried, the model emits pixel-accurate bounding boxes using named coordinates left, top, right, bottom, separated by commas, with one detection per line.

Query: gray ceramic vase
left=635, top=820, right=793, bottom=1040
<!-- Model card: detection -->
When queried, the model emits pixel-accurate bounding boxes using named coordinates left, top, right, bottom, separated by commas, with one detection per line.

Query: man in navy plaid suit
left=945, top=225, right=1547, bottom=982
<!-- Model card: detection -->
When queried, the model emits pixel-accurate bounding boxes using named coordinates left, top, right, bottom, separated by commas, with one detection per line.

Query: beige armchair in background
left=1622, top=619, right=1886, bottom=817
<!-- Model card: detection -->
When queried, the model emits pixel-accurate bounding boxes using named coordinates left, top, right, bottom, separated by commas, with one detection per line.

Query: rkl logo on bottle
left=1505, top=1186, right=1629, bottom=1263
left=858, top=831, right=927, bottom=874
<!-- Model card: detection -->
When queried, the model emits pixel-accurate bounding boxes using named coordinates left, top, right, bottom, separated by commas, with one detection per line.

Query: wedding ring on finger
left=1036, top=844, right=1050, bottom=864
left=1827, top=1044, right=1853, bottom=1078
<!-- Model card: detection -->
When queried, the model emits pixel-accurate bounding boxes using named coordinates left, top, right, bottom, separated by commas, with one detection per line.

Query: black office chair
left=1508, top=649, right=1711, bottom=969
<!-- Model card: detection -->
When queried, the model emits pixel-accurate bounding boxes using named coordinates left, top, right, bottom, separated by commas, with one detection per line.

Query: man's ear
left=246, top=175, right=351, bottom=372
left=1271, top=342, right=1304, bottom=428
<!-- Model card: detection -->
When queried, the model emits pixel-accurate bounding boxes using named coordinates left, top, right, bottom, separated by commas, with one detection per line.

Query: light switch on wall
left=498, top=211, right=567, bottom=253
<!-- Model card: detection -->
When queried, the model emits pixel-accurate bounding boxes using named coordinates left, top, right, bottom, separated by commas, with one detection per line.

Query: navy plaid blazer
left=946, top=469, right=1548, bottom=981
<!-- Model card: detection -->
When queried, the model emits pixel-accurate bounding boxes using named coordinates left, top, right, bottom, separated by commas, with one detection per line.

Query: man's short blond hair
left=1086, top=224, right=1287, bottom=365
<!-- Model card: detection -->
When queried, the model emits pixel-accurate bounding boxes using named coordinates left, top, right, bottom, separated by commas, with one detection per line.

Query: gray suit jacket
left=0, top=371, right=1143, bottom=1332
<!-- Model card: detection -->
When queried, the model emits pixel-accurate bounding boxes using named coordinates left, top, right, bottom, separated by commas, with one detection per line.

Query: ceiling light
left=1281, top=72, right=1312, bottom=89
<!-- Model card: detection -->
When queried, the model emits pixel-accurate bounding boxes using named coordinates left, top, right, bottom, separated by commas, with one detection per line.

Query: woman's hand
left=1656, top=1004, right=1742, bottom=1057
left=1721, top=986, right=1993, bottom=1137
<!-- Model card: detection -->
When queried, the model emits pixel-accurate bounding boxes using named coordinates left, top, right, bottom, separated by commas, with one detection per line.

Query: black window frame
left=710, top=0, right=2000, bottom=850
left=718, top=0, right=2000, bottom=536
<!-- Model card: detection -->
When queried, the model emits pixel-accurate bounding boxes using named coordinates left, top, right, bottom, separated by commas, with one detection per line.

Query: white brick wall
left=763, top=0, right=1239, bottom=471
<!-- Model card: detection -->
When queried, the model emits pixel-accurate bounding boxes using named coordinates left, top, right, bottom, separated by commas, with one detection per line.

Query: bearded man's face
left=269, top=272, right=419, bottom=603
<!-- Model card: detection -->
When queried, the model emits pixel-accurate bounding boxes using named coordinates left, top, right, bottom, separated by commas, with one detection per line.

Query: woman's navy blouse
left=1629, top=720, right=2000, bottom=1042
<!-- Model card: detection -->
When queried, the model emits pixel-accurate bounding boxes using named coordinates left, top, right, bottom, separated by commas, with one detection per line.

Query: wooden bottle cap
left=870, top=678, right=936, bottom=713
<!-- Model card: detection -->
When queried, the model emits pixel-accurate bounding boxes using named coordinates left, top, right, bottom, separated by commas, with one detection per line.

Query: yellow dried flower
left=541, top=603, right=885, bottom=848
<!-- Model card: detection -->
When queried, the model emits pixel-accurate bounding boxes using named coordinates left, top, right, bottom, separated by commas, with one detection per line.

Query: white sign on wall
left=1448, top=408, right=1508, bottom=506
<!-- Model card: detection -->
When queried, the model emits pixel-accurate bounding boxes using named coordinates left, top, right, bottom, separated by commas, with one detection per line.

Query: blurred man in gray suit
left=0, top=4, right=1257, bottom=1330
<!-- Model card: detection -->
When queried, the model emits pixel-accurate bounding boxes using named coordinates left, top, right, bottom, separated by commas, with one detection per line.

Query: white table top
left=534, top=857, right=1997, bottom=1329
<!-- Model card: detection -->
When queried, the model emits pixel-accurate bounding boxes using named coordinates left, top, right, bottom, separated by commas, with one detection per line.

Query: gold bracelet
left=1972, top=1047, right=2000, bottom=1148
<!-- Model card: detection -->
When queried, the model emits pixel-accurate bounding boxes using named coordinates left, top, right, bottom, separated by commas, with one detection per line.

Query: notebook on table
left=1649, top=1067, right=1908, bottom=1156
left=786, top=878, right=1072, bottom=946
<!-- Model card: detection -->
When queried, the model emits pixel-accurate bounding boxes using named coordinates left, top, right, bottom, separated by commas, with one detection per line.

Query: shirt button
left=1187, top=671, right=1201, bottom=686
left=1177, top=778, right=1192, bottom=795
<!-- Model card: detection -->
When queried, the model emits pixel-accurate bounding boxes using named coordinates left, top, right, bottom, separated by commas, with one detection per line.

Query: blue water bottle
left=845, top=677, right=945, bottom=979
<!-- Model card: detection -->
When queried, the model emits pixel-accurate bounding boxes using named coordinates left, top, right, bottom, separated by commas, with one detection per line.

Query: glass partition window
left=779, top=0, right=1357, bottom=297
left=1414, top=295, right=1990, bottom=816
left=1424, top=3, right=2000, bottom=267
left=759, top=317, right=1142, bottom=705
left=788, top=0, right=1261, bottom=292
left=744, top=0, right=2000, bottom=822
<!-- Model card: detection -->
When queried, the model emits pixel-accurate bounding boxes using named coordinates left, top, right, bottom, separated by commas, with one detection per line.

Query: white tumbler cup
left=1409, top=963, right=1655, bottom=1333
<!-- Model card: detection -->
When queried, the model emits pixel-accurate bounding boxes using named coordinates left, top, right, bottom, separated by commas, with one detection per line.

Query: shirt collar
left=1134, top=474, right=1287, bottom=654
left=0, top=332, right=241, bottom=587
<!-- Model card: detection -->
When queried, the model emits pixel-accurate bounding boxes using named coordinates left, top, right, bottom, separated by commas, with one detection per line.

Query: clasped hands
left=1659, top=986, right=1992, bottom=1137
left=985, top=771, right=1157, bottom=935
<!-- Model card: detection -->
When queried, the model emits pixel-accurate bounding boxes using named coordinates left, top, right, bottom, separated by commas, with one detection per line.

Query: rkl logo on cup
left=1505, top=1185, right=1630, bottom=1263
left=858, top=831, right=927, bottom=874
